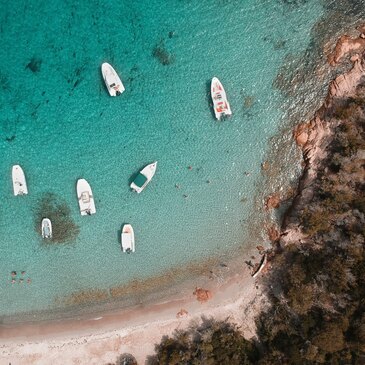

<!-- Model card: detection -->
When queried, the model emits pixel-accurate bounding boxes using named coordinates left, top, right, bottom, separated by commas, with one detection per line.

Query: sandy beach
left=0, top=261, right=265, bottom=365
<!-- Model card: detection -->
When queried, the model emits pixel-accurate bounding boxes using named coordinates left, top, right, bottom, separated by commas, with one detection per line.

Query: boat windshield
left=110, top=83, right=116, bottom=87
left=81, top=191, right=90, bottom=203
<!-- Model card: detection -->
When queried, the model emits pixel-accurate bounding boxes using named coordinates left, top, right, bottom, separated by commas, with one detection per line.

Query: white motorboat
left=101, top=62, right=125, bottom=96
left=121, top=224, right=135, bottom=253
left=12, top=165, right=28, bottom=196
left=211, top=77, right=232, bottom=120
left=76, top=179, right=96, bottom=215
left=41, top=218, right=52, bottom=239
left=130, top=162, right=157, bottom=193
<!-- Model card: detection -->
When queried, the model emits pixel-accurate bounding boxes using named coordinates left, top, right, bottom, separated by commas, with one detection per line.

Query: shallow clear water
left=0, top=0, right=329, bottom=320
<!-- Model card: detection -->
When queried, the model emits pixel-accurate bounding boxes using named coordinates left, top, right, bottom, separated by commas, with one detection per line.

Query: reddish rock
left=193, top=287, right=212, bottom=303
left=265, top=193, right=281, bottom=210
left=261, top=161, right=270, bottom=171
left=294, top=123, right=310, bottom=147
left=267, top=226, right=280, bottom=242
left=176, top=308, right=188, bottom=318
left=328, top=34, right=365, bottom=66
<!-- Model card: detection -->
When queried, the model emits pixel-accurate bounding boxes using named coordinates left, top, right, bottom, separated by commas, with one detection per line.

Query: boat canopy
left=81, top=191, right=90, bottom=203
left=133, top=173, right=148, bottom=188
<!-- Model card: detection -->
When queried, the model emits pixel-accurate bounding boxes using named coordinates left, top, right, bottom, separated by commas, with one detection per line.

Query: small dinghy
left=76, top=179, right=96, bottom=215
left=101, top=62, right=125, bottom=96
left=121, top=224, right=135, bottom=253
left=252, top=254, right=267, bottom=278
left=130, top=162, right=157, bottom=193
left=211, top=77, right=232, bottom=120
left=41, top=218, right=52, bottom=239
left=12, top=165, right=28, bottom=196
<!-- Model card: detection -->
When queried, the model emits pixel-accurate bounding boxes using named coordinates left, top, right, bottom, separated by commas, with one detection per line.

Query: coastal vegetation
left=147, top=318, right=259, bottom=365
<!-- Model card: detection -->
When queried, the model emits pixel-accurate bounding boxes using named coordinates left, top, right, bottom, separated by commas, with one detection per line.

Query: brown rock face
left=294, top=123, right=309, bottom=146
left=267, top=226, right=280, bottom=243
left=328, top=34, right=365, bottom=66
left=265, top=193, right=281, bottom=210
left=193, top=287, right=212, bottom=303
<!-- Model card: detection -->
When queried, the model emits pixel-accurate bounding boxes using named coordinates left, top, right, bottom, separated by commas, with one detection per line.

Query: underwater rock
left=152, top=43, right=175, bottom=66
left=244, top=96, right=255, bottom=108
left=26, top=57, right=42, bottom=73
left=273, top=39, right=286, bottom=50
left=265, top=193, right=281, bottom=210
left=34, top=192, right=79, bottom=243
left=0, top=72, right=10, bottom=90
left=5, top=135, right=15, bottom=142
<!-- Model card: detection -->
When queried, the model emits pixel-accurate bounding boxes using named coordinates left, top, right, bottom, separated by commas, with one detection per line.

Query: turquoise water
left=0, top=0, right=328, bottom=321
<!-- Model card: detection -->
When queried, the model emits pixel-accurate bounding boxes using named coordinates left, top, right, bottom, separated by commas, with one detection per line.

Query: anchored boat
left=121, top=224, right=135, bottom=253
left=101, top=62, right=125, bottom=96
left=130, top=162, right=157, bottom=193
left=41, top=218, right=52, bottom=239
left=76, top=179, right=96, bottom=215
left=211, top=77, right=232, bottom=120
left=12, top=165, right=28, bottom=196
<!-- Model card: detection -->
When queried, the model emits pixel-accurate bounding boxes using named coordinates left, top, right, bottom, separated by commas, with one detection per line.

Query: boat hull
left=41, top=218, right=53, bottom=239
left=101, top=62, right=125, bottom=97
left=76, top=179, right=96, bottom=215
left=12, top=165, right=28, bottom=196
left=121, top=224, right=135, bottom=253
left=211, top=77, right=232, bottom=120
left=130, top=162, right=157, bottom=193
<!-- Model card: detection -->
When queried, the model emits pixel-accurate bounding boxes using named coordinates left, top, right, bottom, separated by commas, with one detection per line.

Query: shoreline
left=0, top=241, right=263, bottom=326
left=283, top=29, right=365, bottom=245
left=0, top=258, right=265, bottom=364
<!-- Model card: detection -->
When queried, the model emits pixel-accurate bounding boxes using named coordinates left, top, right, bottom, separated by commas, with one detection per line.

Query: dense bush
left=147, top=318, right=259, bottom=365
left=253, top=83, right=365, bottom=364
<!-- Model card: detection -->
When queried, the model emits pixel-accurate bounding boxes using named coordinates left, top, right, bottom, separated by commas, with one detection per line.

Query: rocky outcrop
left=326, top=55, right=365, bottom=102
left=327, top=25, right=365, bottom=65
left=328, top=35, right=365, bottom=65
left=281, top=38, right=365, bottom=246
left=264, top=193, right=281, bottom=210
